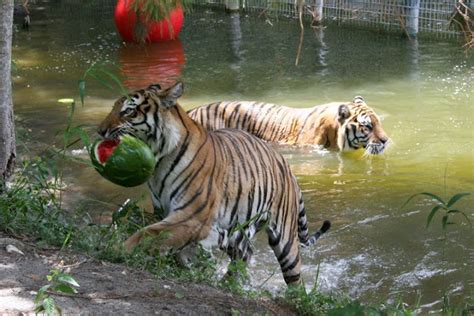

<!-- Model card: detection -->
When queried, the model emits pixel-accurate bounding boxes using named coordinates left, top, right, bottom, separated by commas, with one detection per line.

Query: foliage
left=402, top=189, right=472, bottom=315
left=402, top=192, right=471, bottom=230
left=131, top=0, right=185, bottom=23
left=129, top=0, right=191, bottom=42
left=219, top=259, right=250, bottom=295
left=284, top=284, right=425, bottom=315
left=34, top=269, right=80, bottom=316
left=448, top=0, right=473, bottom=55
left=78, top=63, right=128, bottom=106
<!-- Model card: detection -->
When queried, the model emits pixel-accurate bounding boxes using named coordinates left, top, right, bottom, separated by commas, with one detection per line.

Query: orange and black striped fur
left=97, top=82, right=331, bottom=285
left=188, top=97, right=390, bottom=155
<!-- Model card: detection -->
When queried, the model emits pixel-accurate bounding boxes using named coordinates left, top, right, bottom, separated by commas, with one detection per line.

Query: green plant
left=128, top=0, right=192, bottom=42
left=402, top=192, right=471, bottom=230
left=220, top=259, right=249, bottom=295
left=78, top=63, right=128, bottom=106
left=34, top=269, right=80, bottom=316
left=402, top=189, right=472, bottom=314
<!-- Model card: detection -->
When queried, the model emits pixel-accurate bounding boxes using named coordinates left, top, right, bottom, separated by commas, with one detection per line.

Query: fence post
left=315, top=0, right=324, bottom=23
left=225, top=0, right=240, bottom=11
left=404, top=0, right=420, bottom=37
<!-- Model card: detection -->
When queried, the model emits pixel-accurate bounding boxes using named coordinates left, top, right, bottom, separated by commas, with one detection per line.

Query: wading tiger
left=188, top=97, right=390, bottom=155
left=97, top=82, right=331, bottom=285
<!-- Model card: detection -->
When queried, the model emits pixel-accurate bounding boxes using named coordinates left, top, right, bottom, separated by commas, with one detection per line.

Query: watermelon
left=90, top=135, right=155, bottom=187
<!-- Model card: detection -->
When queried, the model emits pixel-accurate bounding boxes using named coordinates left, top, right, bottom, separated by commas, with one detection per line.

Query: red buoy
left=114, top=0, right=184, bottom=42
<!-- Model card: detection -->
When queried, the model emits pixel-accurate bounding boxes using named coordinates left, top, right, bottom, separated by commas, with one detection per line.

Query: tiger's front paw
left=123, top=231, right=143, bottom=253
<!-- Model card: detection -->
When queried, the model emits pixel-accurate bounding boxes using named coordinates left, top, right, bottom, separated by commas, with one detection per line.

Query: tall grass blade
left=86, top=72, right=116, bottom=92
left=96, top=68, right=128, bottom=95
left=447, top=209, right=472, bottom=227
left=402, top=192, right=446, bottom=209
left=446, top=192, right=470, bottom=208
left=442, top=214, right=449, bottom=230
left=426, top=204, right=444, bottom=228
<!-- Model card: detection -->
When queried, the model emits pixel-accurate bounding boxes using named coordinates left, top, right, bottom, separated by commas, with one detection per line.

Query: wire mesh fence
left=192, top=0, right=465, bottom=37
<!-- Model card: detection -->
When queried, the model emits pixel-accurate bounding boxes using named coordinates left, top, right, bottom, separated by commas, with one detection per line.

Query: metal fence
left=193, top=0, right=465, bottom=37
left=321, top=0, right=458, bottom=36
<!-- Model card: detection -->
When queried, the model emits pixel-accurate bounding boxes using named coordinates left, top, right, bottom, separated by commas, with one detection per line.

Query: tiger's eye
left=121, top=108, right=136, bottom=116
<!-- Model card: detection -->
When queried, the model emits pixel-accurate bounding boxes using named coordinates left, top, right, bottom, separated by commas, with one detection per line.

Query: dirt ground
left=0, top=232, right=296, bottom=315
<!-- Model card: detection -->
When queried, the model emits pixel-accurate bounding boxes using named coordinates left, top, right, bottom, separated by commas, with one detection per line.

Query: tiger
left=187, top=97, right=390, bottom=155
left=97, top=81, right=331, bottom=286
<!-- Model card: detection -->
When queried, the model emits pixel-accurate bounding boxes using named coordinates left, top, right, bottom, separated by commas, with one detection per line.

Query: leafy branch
left=34, top=269, right=80, bottom=316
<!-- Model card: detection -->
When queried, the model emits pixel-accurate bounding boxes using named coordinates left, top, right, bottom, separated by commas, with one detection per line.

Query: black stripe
left=268, top=231, right=281, bottom=247
left=284, top=274, right=300, bottom=284
left=282, top=256, right=299, bottom=273
left=277, top=239, right=292, bottom=262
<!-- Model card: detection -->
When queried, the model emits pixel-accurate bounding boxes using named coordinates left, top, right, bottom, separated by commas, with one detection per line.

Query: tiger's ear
left=338, top=104, right=351, bottom=124
left=352, top=96, right=366, bottom=104
left=147, top=83, right=162, bottom=94
left=161, top=82, right=184, bottom=108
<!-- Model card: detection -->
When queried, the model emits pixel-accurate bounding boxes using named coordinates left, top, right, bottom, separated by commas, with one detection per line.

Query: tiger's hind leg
left=267, top=226, right=302, bottom=285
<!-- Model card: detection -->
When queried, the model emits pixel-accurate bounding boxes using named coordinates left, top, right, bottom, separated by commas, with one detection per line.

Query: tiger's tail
left=297, top=193, right=331, bottom=247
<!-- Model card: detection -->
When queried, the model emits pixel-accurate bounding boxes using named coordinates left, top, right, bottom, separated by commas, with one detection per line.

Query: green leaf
left=38, top=284, right=52, bottom=294
left=402, top=192, right=446, bottom=209
left=96, top=68, right=128, bottom=95
left=34, top=304, right=45, bottom=314
left=447, top=209, right=472, bottom=227
left=442, top=215, right=449, bottom=230
left=56, top=274, right=80, bottom=288
left=54, top=283, right=78, bottom=294
left=55, top=305, right=63, bottom=316
left=43, top=297, right=56, bottom=316
left=91, top=73, right=117, bottom=92
left=446, top=192, right=470, bottom=208
left=69, top=127, right=91, bottom=149
left=426, top=204, right=444, bottom=228
left=34, top=284, right=51, bottom=304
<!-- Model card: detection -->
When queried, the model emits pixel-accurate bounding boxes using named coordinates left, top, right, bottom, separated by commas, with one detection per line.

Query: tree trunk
left=0, top=0, right=16, bottom=183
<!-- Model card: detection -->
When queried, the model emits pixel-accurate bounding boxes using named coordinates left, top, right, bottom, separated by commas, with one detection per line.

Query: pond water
left=12, top=2, right=473, bottom=310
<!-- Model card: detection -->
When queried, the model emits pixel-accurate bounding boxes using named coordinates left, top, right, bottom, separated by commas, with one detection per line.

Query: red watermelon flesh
left=97, top=139, right=120, bottom=163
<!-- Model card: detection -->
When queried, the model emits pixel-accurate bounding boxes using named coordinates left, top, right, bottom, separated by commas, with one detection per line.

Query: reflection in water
left=229, top=13, right=243, bottom=63
left=313, top=26, right=329, bottom=76
left=228, top=12, right=245, bottom=91
left=119, top=40, right=185, bottom=89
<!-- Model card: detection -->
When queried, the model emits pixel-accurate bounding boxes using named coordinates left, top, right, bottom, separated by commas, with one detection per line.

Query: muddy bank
left=0, top=232, right=295, bottom=315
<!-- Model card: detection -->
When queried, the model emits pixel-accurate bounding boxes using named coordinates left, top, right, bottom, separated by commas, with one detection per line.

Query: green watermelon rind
left=90, top=135, right=155, bottom=187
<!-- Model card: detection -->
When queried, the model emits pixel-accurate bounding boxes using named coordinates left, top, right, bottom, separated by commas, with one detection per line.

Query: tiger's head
left=336, top=96, right=390, bottom=155
left=97, top=82, right=185, bottom=158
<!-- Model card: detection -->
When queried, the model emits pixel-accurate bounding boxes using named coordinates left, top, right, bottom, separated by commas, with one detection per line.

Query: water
left=12, top=2, right=474, bottom=309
